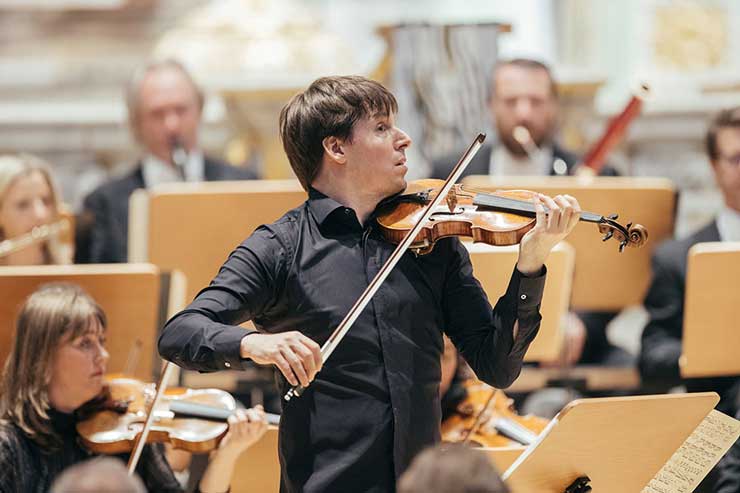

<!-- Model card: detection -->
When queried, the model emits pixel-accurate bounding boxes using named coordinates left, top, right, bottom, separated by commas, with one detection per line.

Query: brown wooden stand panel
left=0, top=264, right=162, bottom=380
left=682, top=242, right=740, bottom=377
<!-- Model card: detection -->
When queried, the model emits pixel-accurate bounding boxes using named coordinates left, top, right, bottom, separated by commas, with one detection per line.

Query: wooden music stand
left=479, top=445, right=527, bottom=474
left=466, top=242, right=575, bottom=362
left=230, top=427, right=280, bottom=493
left=129, top=180, right=306, bottom=304
left=463, top=176, right=676, bottom=311
left=500, top=392, right=719, bottom=493
left=681, top=242, right=740, bottom=378
left=0, top=264, right=183, bottom=381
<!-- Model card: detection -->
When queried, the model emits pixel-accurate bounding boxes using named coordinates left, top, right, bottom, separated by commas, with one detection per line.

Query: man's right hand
left=240, top=332, right=322, bottom=387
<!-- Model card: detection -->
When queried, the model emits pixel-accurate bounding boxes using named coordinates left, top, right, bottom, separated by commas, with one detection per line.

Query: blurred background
left=2, top=0, right=739, bottom=236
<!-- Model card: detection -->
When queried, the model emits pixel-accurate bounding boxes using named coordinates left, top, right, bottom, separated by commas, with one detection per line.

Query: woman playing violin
left=159, top=75, right=581, bottom=493
left=0, top=283, right=268, bottom=493
left=0, top=154, right=71, bottom=266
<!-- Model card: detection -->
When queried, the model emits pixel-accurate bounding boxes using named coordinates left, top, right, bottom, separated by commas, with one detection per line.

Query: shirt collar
left=307, top=187, right=347, bottom=226
left=717, top=205, right=740, bottom=242
left=141, top=150, right=205, bottom=188
left=307, top=187, right=404, bottom=229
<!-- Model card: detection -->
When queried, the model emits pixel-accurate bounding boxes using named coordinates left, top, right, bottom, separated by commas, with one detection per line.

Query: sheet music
left=642, top=409, right=740, bottom=493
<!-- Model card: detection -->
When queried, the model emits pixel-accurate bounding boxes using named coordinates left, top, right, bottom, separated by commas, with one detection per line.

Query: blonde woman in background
left=0, top=154, right=72, bottom=265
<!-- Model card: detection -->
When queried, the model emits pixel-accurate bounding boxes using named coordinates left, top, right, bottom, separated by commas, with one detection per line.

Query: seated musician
left=639, top=107, right=740, bottom=416
left=0, top=154, right=71, bottom=266
left=159, top=75, right=581, bottom=492
left=0, top=283, right=268, bottom=493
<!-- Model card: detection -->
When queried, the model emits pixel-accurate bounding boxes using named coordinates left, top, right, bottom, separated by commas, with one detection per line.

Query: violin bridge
left=446, top=188, right=458, bottom=213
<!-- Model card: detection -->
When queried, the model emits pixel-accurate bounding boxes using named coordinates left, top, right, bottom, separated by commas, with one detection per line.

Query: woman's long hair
left=0, top=283, right=106, bottom=448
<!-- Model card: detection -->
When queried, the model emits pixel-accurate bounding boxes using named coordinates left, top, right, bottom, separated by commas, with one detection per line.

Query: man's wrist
left=239, top=333, right=256, bottom=359
left=516, top=260, right=545, bottom=277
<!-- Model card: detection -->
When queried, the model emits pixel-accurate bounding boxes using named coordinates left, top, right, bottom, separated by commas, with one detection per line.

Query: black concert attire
left=159, top=187, right=546, bottom=492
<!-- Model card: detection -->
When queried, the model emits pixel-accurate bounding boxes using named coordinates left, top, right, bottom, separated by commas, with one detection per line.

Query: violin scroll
left=597, top=215, right=648, bottom=252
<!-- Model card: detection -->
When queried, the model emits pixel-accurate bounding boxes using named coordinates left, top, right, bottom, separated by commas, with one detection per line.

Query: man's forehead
left=717, top=127, right=740, bottom=151
left=493, top=66, right=553, bottom=96
left=139, top=68, right=198, bottom=105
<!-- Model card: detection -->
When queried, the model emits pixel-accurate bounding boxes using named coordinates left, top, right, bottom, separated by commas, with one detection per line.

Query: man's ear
left=322, top=136, right=347, bottom=164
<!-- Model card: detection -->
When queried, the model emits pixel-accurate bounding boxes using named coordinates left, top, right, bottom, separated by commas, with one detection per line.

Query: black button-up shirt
left=159, top=188, right=546, bottom=493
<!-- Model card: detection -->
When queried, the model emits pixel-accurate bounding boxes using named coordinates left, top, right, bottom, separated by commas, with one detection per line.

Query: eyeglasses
left=718, top=153, right=740, bottom=167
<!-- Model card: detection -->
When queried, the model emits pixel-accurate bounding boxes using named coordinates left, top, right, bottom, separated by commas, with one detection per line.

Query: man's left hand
left=516, top=193, right=581, bottom=275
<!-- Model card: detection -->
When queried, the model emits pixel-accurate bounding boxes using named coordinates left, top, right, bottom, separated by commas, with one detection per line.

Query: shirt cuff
left=212, top=325, right=257, bottom=371
left=514, top=265, right=547, bottom=311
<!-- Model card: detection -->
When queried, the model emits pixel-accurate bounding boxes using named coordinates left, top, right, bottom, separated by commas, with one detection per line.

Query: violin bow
left=284, top=133, right=487, bottom=401
left=461, top=388, right=498, bottom=445
left=126, top=361, right=176, bottom=475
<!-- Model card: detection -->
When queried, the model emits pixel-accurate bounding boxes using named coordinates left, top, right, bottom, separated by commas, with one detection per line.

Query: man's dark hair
left=489, top=58, right=558, bottom=100
left=706, top=106, right=740, bottom=162
left=279, top=75, right=398, bottom=191
left=397, top=444, right=509, bottom=493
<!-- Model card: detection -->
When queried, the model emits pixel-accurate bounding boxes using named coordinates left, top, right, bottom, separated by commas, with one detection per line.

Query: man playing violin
left=0, top=283, right=268, bottom=493
left=159, top=75, right=581, bottom=492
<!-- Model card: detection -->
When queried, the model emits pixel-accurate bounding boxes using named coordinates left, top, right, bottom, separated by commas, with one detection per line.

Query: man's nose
left=514, top=99, right=534, bottom=120
left=164, top=111, right=182, bottom=133
left=396, top=128, right=412, bottom=149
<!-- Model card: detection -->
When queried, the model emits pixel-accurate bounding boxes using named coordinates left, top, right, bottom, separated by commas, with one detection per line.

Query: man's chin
left=500, top=138, right=529, bottom=157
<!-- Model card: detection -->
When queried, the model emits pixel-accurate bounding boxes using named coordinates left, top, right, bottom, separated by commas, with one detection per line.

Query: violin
left=376, top=179, right=648, bottom=255
left=76, top=375, right=279, bottom=455
left=441, top=380, right=548, bottom=448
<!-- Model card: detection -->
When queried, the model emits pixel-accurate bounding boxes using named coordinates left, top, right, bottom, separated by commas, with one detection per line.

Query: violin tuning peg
left=608, top=214, right=618, bottom=220
left=626, top=222, right=632, bottom=229
left=619, top=240, right=627, bottom=253
left=602, top=230, right=614, bottom=242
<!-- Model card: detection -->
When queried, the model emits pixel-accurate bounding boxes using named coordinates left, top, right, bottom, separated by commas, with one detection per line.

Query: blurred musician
left=639, top=107, right=740, bottom=417
left=433, top=58, right=626, bottom=369
left=76, top=59, right=257, bottom=264
left=0, top=154, right=71, bottom=266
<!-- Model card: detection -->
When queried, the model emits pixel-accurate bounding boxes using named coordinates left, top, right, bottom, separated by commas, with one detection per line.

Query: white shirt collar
left=717, top=206, right=740, bottom=242
left=489, top=144, right=555, bottom=177
left=141, top=150, right=205, bottom=189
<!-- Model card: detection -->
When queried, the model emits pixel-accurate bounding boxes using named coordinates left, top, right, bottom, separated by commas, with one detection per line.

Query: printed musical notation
left=643, top=409, right=740, bottom=493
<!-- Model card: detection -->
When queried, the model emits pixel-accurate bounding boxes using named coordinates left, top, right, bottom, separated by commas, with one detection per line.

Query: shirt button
left=224, top=362, right=231, bottom=368
left=520, top=294, right=527, bottom=300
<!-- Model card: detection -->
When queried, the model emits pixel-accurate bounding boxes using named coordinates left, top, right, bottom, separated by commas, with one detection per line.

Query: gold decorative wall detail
left=653, top=1, right=727, bottom=71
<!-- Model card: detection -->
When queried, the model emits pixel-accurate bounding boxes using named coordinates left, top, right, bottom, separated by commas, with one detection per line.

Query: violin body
left=378, top=179, right=537, bottom=255
left=442, top=379, right=549, bottom=447
left=441, top=380, right=548, bottom=448
left=77, top=376, right=237, bottom=454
